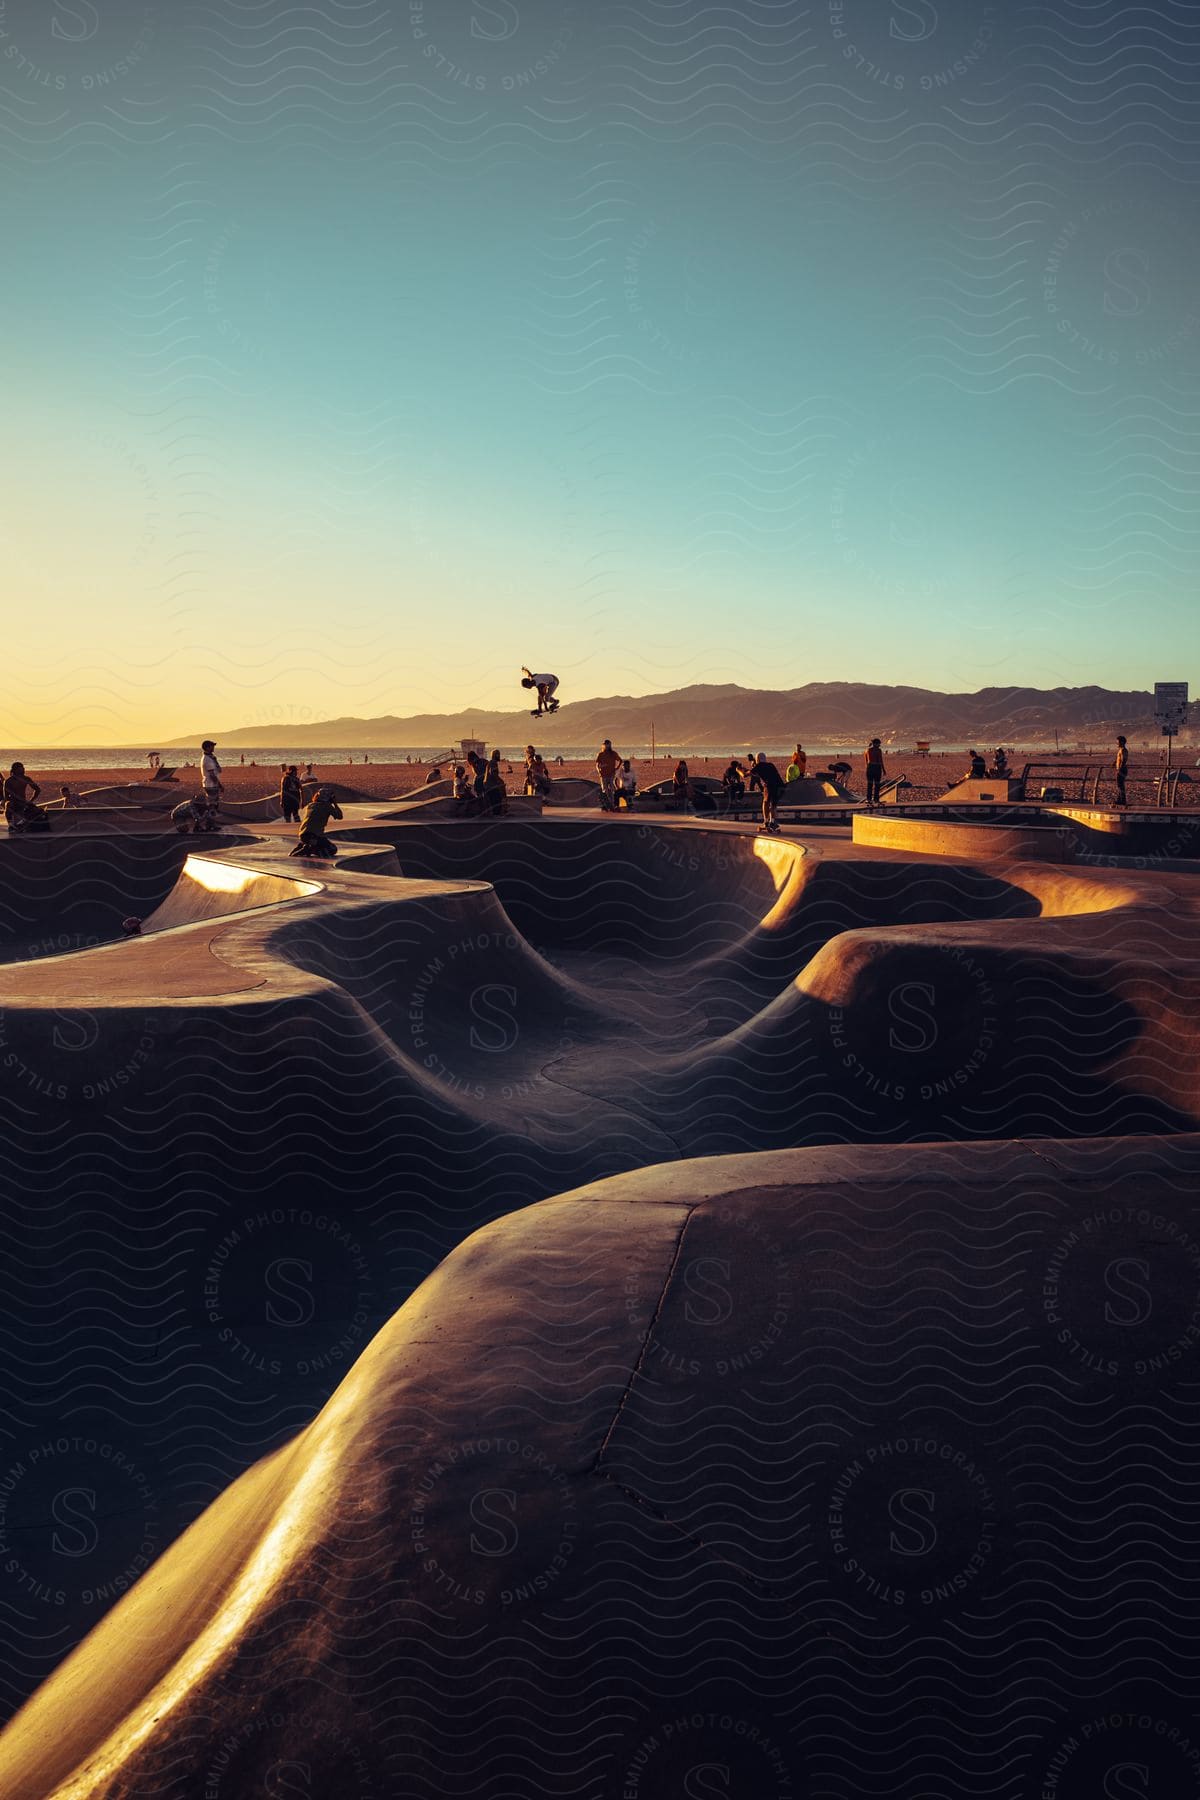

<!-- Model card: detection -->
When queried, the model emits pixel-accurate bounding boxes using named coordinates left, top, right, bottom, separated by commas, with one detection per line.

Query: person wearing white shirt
left=200, top=740, right=223, bottom=810
left=521, top=667, right=560, bottom=714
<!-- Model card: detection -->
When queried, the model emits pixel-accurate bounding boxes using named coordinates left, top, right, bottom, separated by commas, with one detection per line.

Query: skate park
left=0, top=793, right=1198, bottom=1797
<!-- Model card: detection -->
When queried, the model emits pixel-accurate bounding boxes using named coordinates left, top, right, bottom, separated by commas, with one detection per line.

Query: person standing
left=864, top=738, right=886, bottom=807
left=749, top=752, right=784, bottom=834
left=722, top=758, right=746, bottom=812
left=1114, top=735, right=1129, bottom=807
left=4, top=762, right=42, bottom=828
left=595, top=738, right=622, bottom=811
left=672, top=759, right=691, bottom=813
left=468, top=750, right=487, bottom=804
left=201, top=740, right=223, bottom=812
left=483, top=749, right=507, bottom=815
left=279, top=765, right=302, bottom=824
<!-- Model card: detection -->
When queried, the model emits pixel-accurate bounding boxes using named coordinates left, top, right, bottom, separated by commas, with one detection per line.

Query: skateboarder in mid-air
left=521, top=667, right=560, bottom=716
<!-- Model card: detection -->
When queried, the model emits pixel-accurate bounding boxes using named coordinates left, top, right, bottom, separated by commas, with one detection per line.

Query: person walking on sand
left=864, top=738, right=886, bottom=808
left=1114, top=735, right=1129, bottom=807
left=201, top=740, right=223, bottom=813
left=749, top=752, right=784, bottom=834
left=279, top=764, right=302, bottom=824
left=595, top=738, right=622, bottom=811
left=786, top=744, right=807, bottom=783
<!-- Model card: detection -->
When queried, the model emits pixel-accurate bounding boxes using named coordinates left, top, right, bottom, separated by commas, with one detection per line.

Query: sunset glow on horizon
left=3, top=1, right=1198, bottom=744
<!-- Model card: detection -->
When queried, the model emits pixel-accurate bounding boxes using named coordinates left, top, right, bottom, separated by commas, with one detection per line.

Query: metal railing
left=1017, top=762, right=1102, bottom=803
left=1155, top=766, right=1185, bottom=809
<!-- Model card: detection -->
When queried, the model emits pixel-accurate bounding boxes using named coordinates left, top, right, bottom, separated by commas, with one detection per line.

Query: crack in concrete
left=592, top=1206, right=694, bottom=1469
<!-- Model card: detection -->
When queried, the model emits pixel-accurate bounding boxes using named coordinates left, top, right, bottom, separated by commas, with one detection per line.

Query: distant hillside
left=168, top=682, right=1187, bottom=750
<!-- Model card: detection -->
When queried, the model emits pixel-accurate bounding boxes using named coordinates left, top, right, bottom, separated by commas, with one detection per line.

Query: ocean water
left=0, top=741, right=1129, bottom=772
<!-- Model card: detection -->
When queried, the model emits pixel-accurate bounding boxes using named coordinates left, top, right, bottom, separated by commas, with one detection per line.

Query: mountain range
left=167, top=683, right=1189, bottom=750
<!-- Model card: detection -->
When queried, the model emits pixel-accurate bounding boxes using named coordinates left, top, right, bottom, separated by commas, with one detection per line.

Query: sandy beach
left=33, top=745, right=1198, bottom=812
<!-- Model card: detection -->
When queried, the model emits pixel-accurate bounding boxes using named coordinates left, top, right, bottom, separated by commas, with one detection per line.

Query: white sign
left=1154, top=681, right=1188, bottom=736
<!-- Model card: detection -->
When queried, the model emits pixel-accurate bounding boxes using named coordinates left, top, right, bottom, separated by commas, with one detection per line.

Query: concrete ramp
left=45, top=782, right=181, bottom=811
left=6, top=1137, right=1199, bottom=1800
left=140, top=855, right=321, bottom=933
left=779, top=775, right=855, bottom=804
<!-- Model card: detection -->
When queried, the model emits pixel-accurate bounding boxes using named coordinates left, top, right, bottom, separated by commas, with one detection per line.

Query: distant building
left=461, top=737, right=486, bottom=758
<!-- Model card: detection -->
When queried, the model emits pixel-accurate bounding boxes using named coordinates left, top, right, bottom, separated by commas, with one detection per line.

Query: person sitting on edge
left=293, top=787, right=343, bottom=858
left=595, top=738, right=622, bottom=810
left=4, top=762, right=43, bottom=829
left=279, top=765, right=302, bottom=824
left=786, top=744, right=807, bottom=782
left=722, top=759, right=746, bottom=809
left=1114, top=735, right=1129, bottom=807
left=524, top=748, right=552, bottom=798
left=59, top=784, right=78, bottom=808
left=483, top=750, right=507, bottom=815
left=452, top=765, right=472, bottom=812
left=749, top=752, right=784, bottom=833
left=966, top=749, right=986, bottom=781
left=521, top=667, right=560, bottom=714
left=865, top=739, right=886, bottom=807
left=993, top=747, right=1009, bottom=777
left=616, top=759, right=638, bottom=808
left=424, top=765, right=443, bottom=785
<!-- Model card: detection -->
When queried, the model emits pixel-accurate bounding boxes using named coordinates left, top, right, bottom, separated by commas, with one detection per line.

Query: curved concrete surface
left=139, top=855, right=322, bottom=932
left=856, top=805, right=1200, bottom=864
left=854, top=811, right=1078, bottom=861
left=3, top=1136, right=1198, bottom=1799
left=0, top=811, right=1197, bottom=1728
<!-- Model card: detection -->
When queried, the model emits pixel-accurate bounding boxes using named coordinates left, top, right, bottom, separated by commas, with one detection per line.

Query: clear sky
left=3, top=0, right=1199, bottom=743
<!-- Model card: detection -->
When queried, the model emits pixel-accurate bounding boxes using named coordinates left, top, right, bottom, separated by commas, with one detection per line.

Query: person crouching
left=292, top=786, right=343, bottom=859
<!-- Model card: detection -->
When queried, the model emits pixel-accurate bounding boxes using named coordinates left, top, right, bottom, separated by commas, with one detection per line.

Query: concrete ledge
left=853, top=810, right=1077, bottom=861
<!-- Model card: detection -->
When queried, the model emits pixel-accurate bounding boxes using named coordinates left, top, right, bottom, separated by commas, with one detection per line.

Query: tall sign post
left=1153, top=681, right=1189, bottom=804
